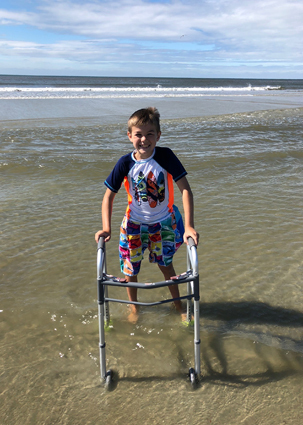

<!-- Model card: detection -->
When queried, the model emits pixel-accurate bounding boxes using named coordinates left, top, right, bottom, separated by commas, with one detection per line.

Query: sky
left=0, top=0, right=302, bottom=78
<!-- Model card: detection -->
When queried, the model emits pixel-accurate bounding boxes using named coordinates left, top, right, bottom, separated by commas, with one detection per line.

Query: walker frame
left=96, top=236, right=201, bottom=389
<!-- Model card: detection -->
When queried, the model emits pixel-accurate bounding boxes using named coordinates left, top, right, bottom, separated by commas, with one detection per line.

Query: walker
left=96, top=236, right=201, bottom=389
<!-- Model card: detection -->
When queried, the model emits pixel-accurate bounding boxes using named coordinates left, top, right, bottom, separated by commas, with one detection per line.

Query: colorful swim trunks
left=119, top=206, right=184, bottom=276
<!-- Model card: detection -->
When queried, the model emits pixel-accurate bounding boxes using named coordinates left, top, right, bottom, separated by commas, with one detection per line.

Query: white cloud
left=0, top=0, right=302, bottom=77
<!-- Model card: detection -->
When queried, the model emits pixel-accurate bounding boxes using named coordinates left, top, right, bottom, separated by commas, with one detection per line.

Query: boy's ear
left=157, top=131, right=161, bottom=141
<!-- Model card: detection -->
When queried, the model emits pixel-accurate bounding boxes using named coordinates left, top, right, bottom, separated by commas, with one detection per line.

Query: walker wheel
left=188, top=368, right=198, bottom=389
left=104, top=369, right=113, bottom=390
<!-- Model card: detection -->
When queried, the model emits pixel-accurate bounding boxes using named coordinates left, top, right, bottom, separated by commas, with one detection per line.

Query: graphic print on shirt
left=132, top=171, right=147, bottom=206
left=132, top=171, right=165, bottom=209
left=157, top=171, right=165, bottom=203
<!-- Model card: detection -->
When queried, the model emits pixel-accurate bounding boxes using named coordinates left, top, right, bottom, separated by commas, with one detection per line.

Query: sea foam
left=0, top=85, right=282, bottom=100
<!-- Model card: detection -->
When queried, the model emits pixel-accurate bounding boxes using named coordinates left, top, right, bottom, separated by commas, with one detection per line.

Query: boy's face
left=128, top=124, right=161, bottom=161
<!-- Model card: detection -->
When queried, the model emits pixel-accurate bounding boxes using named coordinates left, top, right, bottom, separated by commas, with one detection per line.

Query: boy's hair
left=127, top=107, right=161, bottom=134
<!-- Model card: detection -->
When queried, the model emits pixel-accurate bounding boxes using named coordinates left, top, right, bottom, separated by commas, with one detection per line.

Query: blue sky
left=0, top=0, right=302, bottom=78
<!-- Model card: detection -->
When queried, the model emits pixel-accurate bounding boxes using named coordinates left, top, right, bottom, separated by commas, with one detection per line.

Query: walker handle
left=98, top=236, right=105, bottom=250
left=187, top=236, right=196, bottom=248
left=97, top=236, right=106, bottom=280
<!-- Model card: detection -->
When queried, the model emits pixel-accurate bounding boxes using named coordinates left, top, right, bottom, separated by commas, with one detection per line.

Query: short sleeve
left=104, top=153, right=134, bottom=192
left=153, top=147, right=187, bottom=182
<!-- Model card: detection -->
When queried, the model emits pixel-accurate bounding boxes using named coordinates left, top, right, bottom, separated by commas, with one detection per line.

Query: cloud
left=0, top=0, right=302, bottom=76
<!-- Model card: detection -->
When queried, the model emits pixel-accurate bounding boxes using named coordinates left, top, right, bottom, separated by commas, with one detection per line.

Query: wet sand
left=1, top=92, right=303, bottom=126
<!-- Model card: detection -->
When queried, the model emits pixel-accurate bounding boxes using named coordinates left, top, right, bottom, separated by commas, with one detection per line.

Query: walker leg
left=98, top=282, right=113, bottom=389
left=186, top=250, right=192, bottom=323
left=105, top=369, right=113, bottom=389
left=97, top=239, right=113, bottom=388
left=193, top=276, right=201, bottom=380
left=186, top=281, right=193, bottom=323
left=98, top=280, right=107, bottom=381
left=188, top=275, right=201, bottom=388
left=104, top=285, right=110, bottom=326
left=102, top=247, right=111, bottom=326
left=188, top=367, right=198, bottom=389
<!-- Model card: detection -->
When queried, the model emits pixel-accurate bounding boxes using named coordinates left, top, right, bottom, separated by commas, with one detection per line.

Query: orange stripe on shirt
left=123, top=177, right=132, bottom=219
left=167, top=173, right=174, bottom=213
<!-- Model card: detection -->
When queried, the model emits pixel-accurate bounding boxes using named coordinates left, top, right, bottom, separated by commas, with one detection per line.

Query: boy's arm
left=95, top=188, right=116, bottom=243
left=176, top=176, right=199, bottom=246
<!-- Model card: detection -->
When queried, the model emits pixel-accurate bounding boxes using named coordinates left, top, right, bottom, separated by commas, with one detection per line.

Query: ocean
left=1, top=75, right=302, bottom=99
left=1, top=75, right=303, bottom=424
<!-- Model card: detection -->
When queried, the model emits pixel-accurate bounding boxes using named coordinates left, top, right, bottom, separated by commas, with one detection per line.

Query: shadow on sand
left=196, top=301, right=303, bottom=388
left=104, top=301, right=303, bottom=390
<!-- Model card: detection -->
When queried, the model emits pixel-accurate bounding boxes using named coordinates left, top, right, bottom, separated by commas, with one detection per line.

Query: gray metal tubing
left=103, top=246, right=110, bottom=324
left=97, top=237, right=107, bottom=380
left=97, top=237, right=110, bottom=324
left=97, top=279, right=107, bottom=380
left=186, top=237, right=201, bottom=377
left=194, top=297, right=201, bottom=375
left=187, top=238, right=198, bottom=276
left=104, top=286, right=110, bottom=324
left=186, top=237, right=198, bottom=323
left=98, top=298, right=107, bottom=380
left=193, top=272, right=201, bottom=376
left=105, top=292, right=193, bottom=307
left=100, top=276, right=194, bottom=289
left=186, top=245, right=193, bottom=323
left=187, top=236, right=196, bottom=249
left=96, top=235, right=200, bottom=381
left=97, top=236, right=105, bottom=279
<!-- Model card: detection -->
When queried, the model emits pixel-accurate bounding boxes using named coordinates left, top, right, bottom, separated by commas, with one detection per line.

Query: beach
left=1, top=76, right=303, bottom=424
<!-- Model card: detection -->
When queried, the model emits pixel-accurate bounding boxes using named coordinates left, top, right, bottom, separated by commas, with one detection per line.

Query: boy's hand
left=184, top=226, right=199, bottom=246
left=95, top=230, right=111, bottom=243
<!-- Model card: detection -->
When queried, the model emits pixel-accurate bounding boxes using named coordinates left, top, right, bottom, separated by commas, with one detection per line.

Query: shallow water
left=1, top=105, right=303, bottom=424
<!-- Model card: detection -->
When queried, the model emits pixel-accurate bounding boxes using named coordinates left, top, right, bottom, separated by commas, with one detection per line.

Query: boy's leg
left=158, top=263, right=184, bottom=314
left=126, top=275, right=138, bottom=303
left=126, top=275, right=139, bottom=323
left=119, top=216, right=143, bottom=323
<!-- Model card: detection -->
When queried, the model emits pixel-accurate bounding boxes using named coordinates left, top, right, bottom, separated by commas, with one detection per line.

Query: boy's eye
left=133, top=131, right=154, bottom=138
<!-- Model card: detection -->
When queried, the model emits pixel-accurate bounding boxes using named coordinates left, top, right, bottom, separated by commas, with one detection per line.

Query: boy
left=95, top=107, right=199, bottom=323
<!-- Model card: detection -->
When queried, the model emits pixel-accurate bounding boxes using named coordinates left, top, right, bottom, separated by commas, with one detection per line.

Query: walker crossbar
left=100, top=274, right=197, bottom=288
left=104, top=293, right=193, bottom=307
left=96, top=236, right=201, bottom=389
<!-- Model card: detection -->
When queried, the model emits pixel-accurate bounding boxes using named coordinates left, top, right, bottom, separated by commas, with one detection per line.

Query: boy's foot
left=181, top=312, right=188, bottom=322
left=128, top=305, right=139, bottom=324
left=174, top=301, right=194, bottom=323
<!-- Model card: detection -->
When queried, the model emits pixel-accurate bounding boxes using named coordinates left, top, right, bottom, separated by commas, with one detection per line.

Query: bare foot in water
left=128, top=305, right=139, bottom=324
left=174, top=301, right=194, bottom=323
left=181, top=312, right=188, bottom=322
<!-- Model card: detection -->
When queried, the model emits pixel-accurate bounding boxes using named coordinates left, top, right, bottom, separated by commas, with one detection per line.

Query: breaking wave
left=0, top=84, right=282, bottom=100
